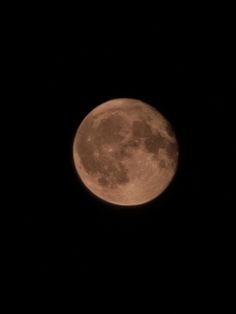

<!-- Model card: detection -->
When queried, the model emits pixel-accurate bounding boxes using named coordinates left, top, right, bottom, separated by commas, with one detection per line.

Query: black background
left=19, top=8, right=235, bottom=312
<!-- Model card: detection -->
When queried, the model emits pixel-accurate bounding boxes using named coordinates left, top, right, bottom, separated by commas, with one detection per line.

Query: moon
left=73, top=98, right=179, bottom=206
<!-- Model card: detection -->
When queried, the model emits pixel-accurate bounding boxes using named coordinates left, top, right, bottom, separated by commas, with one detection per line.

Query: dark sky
left=19, top=9, right=235, bottom=312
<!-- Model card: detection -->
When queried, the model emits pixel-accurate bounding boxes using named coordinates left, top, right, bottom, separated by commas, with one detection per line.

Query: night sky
left=19, top=9, right=235, bottom=312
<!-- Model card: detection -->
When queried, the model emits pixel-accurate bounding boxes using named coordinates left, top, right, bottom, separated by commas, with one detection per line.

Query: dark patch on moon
left=165, top=141, right=178, bottom=159
left=114, top=145, right=131, bottom=159
left=111, top=163, right=130, bottom=186
left=94, top=113, right=125, bottom=145
left=159, top=159, right=167, bottom=168
left=98, top=177, right=109, bottom=186
left=97, top=159, right=129, bottom=189
left=132, top=120, right=152, bottom=138
left=123, top=138, right=141, bottom=150
left=144, top=132, right=166, bottom=154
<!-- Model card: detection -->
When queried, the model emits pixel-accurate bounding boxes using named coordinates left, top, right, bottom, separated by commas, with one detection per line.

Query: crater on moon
left=73, top=98, right=179, bottom=206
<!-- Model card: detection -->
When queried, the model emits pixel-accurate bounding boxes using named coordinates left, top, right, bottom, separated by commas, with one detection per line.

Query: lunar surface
left=73, top=98, right=179, bottom=206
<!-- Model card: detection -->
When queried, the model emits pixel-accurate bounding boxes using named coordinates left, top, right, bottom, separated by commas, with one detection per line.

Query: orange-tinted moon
left=73, top=98, right=179, bottom=206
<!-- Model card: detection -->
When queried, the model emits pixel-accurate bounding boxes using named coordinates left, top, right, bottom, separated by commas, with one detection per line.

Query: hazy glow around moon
left=73, top=98, right=179, bottom=206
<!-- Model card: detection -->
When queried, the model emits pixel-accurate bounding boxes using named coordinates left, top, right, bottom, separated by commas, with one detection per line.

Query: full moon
left=73, top=98, right=179, bottom=206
